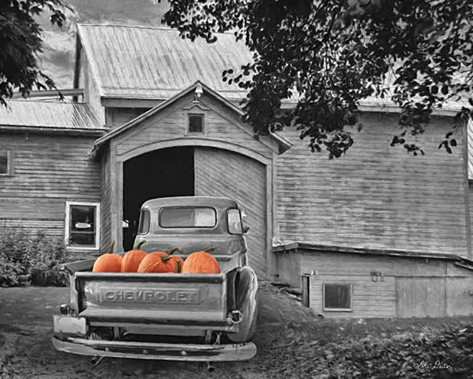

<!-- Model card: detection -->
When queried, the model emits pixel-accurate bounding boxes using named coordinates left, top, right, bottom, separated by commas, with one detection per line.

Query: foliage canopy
left=161, top=0, right=473, bottom=157
left=0, top=0, right=67, bottom=106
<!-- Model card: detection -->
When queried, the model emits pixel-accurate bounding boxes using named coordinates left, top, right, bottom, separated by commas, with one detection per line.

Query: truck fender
left=227, top=266, right=258, bottom=343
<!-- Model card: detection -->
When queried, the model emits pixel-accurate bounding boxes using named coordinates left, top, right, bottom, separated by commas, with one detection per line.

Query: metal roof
left=77, top=24, right=252, bottom=101
left=272, top=242, right=473, bottom=268
left=77, top=24, right=468, bottom=116
left=0, top=100, right=103, bottom=130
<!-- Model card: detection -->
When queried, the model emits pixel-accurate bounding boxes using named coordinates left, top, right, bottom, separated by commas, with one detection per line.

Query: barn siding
left=0, top=132, right=101, bottom=252
left=276, top=113, right=470, bottom=257
left=276, top=252, right=302, bottom=287
left=78, top=48, right=105, bottom=126
left=195, top=147, right=267, bottom=276
left=106, top=107, right=151, bottom=129
left=278, top=250, right=473, bottom=318
left=396, top=277, right=446, bottom=318
left=100, top=151, right=112, bottom=250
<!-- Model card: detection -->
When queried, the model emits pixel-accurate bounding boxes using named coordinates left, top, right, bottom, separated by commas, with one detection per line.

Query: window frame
left=137, top=209, right=150, bottom=235
left=158, top=206, right=217, bottom=229
left=0, top=150, right=13, bottom=176
left=65, top=201, right=101, bottom=250
left=185, top=112, right=206, bottom=135
left=322, top=283, right=353, bottom=312
left=226, top=208, right=244, bottom=235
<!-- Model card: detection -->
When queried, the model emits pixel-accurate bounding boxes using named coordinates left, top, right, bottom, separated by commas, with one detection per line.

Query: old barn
left=1, top=24, right=473, bottom=318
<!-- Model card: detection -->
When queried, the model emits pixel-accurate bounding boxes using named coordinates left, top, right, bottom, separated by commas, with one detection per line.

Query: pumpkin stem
left=161, top=255, right=173, bottom=263
left=107, top=241, right=115, bottom=254
left=166, top=247, right=182, bottom=256
left=204, top=247, right=215, bottom=253
left=176, top=259, right=181, bottom=273
left=135, top=240, right=146, bottom=250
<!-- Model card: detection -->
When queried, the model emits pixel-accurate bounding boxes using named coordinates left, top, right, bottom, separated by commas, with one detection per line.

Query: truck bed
left=74, top=272, right=228, bottom=324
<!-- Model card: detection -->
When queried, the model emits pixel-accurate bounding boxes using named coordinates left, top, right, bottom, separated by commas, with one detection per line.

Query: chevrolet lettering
left=101, top=289, right=201, bottom=304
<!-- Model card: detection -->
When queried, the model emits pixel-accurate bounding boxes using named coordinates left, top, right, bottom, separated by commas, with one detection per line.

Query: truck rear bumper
left=52, top=336, right=257, bottom=362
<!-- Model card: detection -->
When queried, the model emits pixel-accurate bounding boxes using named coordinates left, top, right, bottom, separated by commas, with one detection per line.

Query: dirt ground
left=0, top=283, right=317, bottom=379
left=1, top=284, right=470, bottom=379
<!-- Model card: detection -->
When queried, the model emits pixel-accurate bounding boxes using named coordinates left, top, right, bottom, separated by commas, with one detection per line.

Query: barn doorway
left=122, top=147, right=194, bottom=250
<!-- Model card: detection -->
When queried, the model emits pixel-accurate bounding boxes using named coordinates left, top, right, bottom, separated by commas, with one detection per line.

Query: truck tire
left=227, top=267, right=258, bottom=343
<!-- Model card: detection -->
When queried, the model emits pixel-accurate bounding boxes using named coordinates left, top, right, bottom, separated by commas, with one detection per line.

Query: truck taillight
left=59, top=304, right=71, bottom=315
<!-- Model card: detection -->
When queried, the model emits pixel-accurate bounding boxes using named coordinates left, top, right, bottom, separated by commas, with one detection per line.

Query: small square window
left=0, top=151, right=11, bottom=175
left=188, top=114, right=204, bottom=133
left=65, top=202, right=100, bottom=249
left=323, top=283, right=352, bottom=311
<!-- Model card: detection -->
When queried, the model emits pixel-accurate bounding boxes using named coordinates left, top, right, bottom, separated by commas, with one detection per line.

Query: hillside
left=38, top=0, right=169, bottom=88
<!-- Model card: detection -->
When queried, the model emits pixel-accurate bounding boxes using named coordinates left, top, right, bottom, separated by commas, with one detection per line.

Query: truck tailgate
left=74, top=272, right=227, bottom=323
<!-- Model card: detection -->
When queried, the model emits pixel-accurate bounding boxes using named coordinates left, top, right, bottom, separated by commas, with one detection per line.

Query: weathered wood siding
left=280, top=250, right=473, bottom=318
left=276, top=113, right=470, bottom=257
left=78, top=47, right=105, bottom=126
left=195, top=147, right=267, bottom=276
left=396, top=277, right=446, bottom=318
left=0, top=132, right=101, bottom=251
left=106, top=107, right=150, bottom=129
left=100, top=151, right=112, bottom=250
left=276, top=251, right=302, bottom=287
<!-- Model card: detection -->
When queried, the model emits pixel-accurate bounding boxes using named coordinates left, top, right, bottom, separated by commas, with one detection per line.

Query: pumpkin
left=121, top=241, right=148, bottom=273
left=182, top=248, right=220, bottom=274
left=93, top=242, right=123, bottom=272
left=137, top=248, right=183, bottom=273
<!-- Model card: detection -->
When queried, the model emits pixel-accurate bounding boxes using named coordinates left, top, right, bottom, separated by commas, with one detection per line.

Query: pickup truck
left=52, top=196, right=258, bottom=365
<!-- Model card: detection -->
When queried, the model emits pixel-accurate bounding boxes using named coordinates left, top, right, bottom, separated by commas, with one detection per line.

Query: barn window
left=188, top=114, right=204, bottom=133
left=323, top=283, right=352, bottom=311
left=0, top=150, right=11, bottom=175
left=65, top=202, right=100, bottom=249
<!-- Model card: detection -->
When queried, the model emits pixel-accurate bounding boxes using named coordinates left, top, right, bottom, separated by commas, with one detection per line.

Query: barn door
left=194, top=147, right=267, bottom=276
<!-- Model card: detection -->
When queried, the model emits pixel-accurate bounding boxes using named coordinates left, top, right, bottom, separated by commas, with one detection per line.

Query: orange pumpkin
left=182, top=248, right=220, bottom=274
left=137, top=248, right=183, bottom=273
left=121, top=241, right=148, bottom=273
left=93, top=241, right=123, bottom=273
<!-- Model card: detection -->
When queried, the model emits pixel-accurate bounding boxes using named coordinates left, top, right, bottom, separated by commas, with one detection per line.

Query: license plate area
left=54, top=315, right=87, bottom=336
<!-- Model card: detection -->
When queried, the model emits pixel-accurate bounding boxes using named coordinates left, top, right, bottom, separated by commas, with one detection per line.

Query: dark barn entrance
left=122, top=147, right=194, bottom=250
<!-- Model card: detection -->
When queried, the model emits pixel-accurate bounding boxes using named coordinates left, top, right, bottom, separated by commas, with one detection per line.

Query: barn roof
left=76, top=24, right=252, bottom=101
left=0, top=100, right=103, bottom=132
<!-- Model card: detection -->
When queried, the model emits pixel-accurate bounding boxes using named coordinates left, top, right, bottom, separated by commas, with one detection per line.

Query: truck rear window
left=160, top=207, right=216, bottom=228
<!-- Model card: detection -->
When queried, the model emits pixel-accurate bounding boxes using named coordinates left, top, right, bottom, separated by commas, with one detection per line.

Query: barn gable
left=91, top=81, right=291, bottom=158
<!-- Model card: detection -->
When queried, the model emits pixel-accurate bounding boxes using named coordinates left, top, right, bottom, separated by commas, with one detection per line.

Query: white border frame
left=65, top=201, right=101, bottom=250
left=322, top=283, right=353, bottom=312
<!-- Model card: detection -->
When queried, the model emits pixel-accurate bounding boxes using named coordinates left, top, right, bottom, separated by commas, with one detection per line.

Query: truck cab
left=133, top=196, right=248, bottom=271
left=52, top=196, right=258, bottom=363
